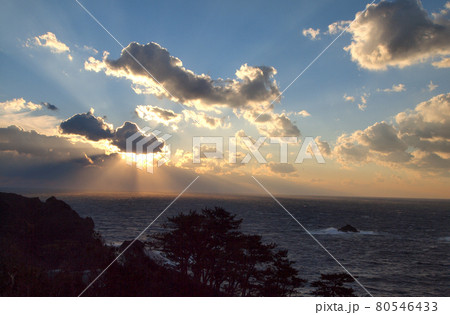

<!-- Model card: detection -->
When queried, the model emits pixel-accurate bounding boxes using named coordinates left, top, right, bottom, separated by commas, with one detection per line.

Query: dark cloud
left=41, top=102, right=58, bottom=111
left=251, top=113, right=301, bottom=137
left=0, top=125, right=121, bottom=185
left=358, top=122, right=408, bottom=153
left=59, top=110, right=164, bottom=153
left=266, top=162, right=296, bottom=174
left=60, top=109, right=114, bottom=141
left=315, top=137, right=331, bottom=156
left=113, top=121, right=163, bottom=153
left=85, top=41, right=301, bottom=137
left=89, top=42, right=280, bottom=109
left=0, top=125, right=102, bottom=158
left=342, top=0, right=450, bottom=70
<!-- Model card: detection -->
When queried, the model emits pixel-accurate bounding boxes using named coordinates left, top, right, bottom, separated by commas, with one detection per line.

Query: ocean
left=50, top=193, right=450, bottom=297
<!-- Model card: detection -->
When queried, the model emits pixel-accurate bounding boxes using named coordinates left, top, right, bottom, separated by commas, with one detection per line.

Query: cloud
left=0, top=125, right=124, bottom=188
left=341, top=0, right=450, bottom=70
left=112, top=121, right=164, bottom=153
left=85, top=41, right=300, bottom=137
left=0, top=98, right=42, bottom=113
left=41, top=102, right=58, bottom=111
left=358, top=94, right=368, bottom=111
left=327, top=20, right=350, bottom=34
left=170, top=148, right=247, bottom=176
left=343, top=94, right=355, bottom=102
left=1, top=98, right=58, bottom=113
left=296, top=110, right=311, bottom=117
left=334, top=122, right=411, bottom=165
left=85, top=42, right=280, bottom=110
left=247, top=111, right=301, bottom=137
left=0, top=125, right=103, bottom=159
left=395, top=93, right=450, bottom=145
left=333, top=93, right=450, bottom=174
left=379, top=83, right=406, bottom=93
left=135, top=105, right=182, bottom=130
left=182, top=110, right=229, bottom=129
left=60, top=108, right=114, bottom=141
left=59, top=109, right=164, bottom=153
left=315, top=136, right=331, bottom=157
left=358, top=122, right=408, bottom=153
left=302, top=28, right=320, bottom=40
left=0, top=98, right=60, bottom=135
left=0, top=113, right=60, bottom=136
left=428, top=80, right=438, bottom=92
left=266, top=162, right=297, bottom=175
left=28, top=32, right=72, bottom=60
left=432, top=57, right=450, bottom=68
left=82, top=45, right=98, bottom=55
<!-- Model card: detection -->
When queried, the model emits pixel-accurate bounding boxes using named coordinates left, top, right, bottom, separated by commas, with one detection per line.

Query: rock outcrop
left=338, top=224, right=359, bottom=233
left=0, top=192, right=111, bottom=271
left=0, top=192, right=220, bottom=296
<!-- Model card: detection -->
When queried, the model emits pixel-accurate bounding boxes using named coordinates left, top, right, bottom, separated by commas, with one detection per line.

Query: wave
left=108, top=241, right=175, bottom=266
left=438, top=236, right=450, bottom=242
left=310, top=227, right=380, bottom=235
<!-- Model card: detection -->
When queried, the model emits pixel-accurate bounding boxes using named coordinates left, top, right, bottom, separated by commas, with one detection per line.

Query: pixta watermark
left=125, top=127, right=172, bottom=173
left=126, top=129, right=325, bottom=173
left=193, top=136, right=325, bottom=164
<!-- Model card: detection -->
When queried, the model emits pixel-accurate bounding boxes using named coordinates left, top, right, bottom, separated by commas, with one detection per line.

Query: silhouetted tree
left=152, top=207, right=305, bottom=296
left=310, top=273, right=356, bottom=297
left=259, top=249, right=306, bottom=296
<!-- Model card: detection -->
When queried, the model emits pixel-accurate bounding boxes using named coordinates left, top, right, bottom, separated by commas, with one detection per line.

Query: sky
left=0, top=0, right=449, bottom=198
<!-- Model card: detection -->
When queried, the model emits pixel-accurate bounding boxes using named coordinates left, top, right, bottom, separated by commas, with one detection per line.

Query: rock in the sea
left=338, top=224, right=359, bottom=233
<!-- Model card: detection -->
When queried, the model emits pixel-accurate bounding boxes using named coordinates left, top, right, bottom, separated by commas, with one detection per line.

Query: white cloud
left=428, top=81, right=438, bottom=92
left=333, top=93, right=450, bottom=174
left=302, top=28, right=320, bottom=40
left=244, top=111, right=300, bottom=137
left=83, top=45, right=98, bottom=55
left=340, top=0, right=450, bottom=70
left=327, top=20, right=350, bottom=34
left=343, top=94, right=355, bottom=102
left=379, top=83, right=406, bottom=93
left=135, top=105, right=182, bottom=130
left=315, top=136, right=331, bottom=157
left=182, top=110, right=229, bottom=129
left=358, top=94, right=368, bottom=111
left=296, top=110, right=311, bottom=117
left=432, top=57, right=450, bottom=68
left=0, top=98, right=60, bottom=135
left=0, top=112, right=60, bottom=136
left=0, top=98, right=42, bottom=113
left=28, top=32, right=72, bottom=60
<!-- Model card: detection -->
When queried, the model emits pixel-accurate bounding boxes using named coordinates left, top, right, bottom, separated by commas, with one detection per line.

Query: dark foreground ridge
left=0, top=192, right=356, bottom=296
left=0, top=192, right=219, bottom=296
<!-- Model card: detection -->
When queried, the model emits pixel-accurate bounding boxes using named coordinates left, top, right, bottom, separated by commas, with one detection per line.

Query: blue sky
left=0, top=0, right=449, bottom=197
left=0, top=0, right=445, bottom=133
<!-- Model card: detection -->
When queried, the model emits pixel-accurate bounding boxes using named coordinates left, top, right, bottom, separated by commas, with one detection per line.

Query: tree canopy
left=310, top=273, right=356, bottom=297
left=151, top=207, right=306, bottom=296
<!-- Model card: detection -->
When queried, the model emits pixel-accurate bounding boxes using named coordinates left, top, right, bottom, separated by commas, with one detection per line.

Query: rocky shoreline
left=0, top=192, right=220, bottom=296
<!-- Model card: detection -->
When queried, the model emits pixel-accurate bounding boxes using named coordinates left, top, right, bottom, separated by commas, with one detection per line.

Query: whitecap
left=310, top=227, right=379, bottom=235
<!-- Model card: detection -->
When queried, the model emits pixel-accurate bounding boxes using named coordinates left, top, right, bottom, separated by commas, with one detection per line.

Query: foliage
left=310, top=273, right=356, bottom=297
left=151, top=207, right=305, bottom=296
